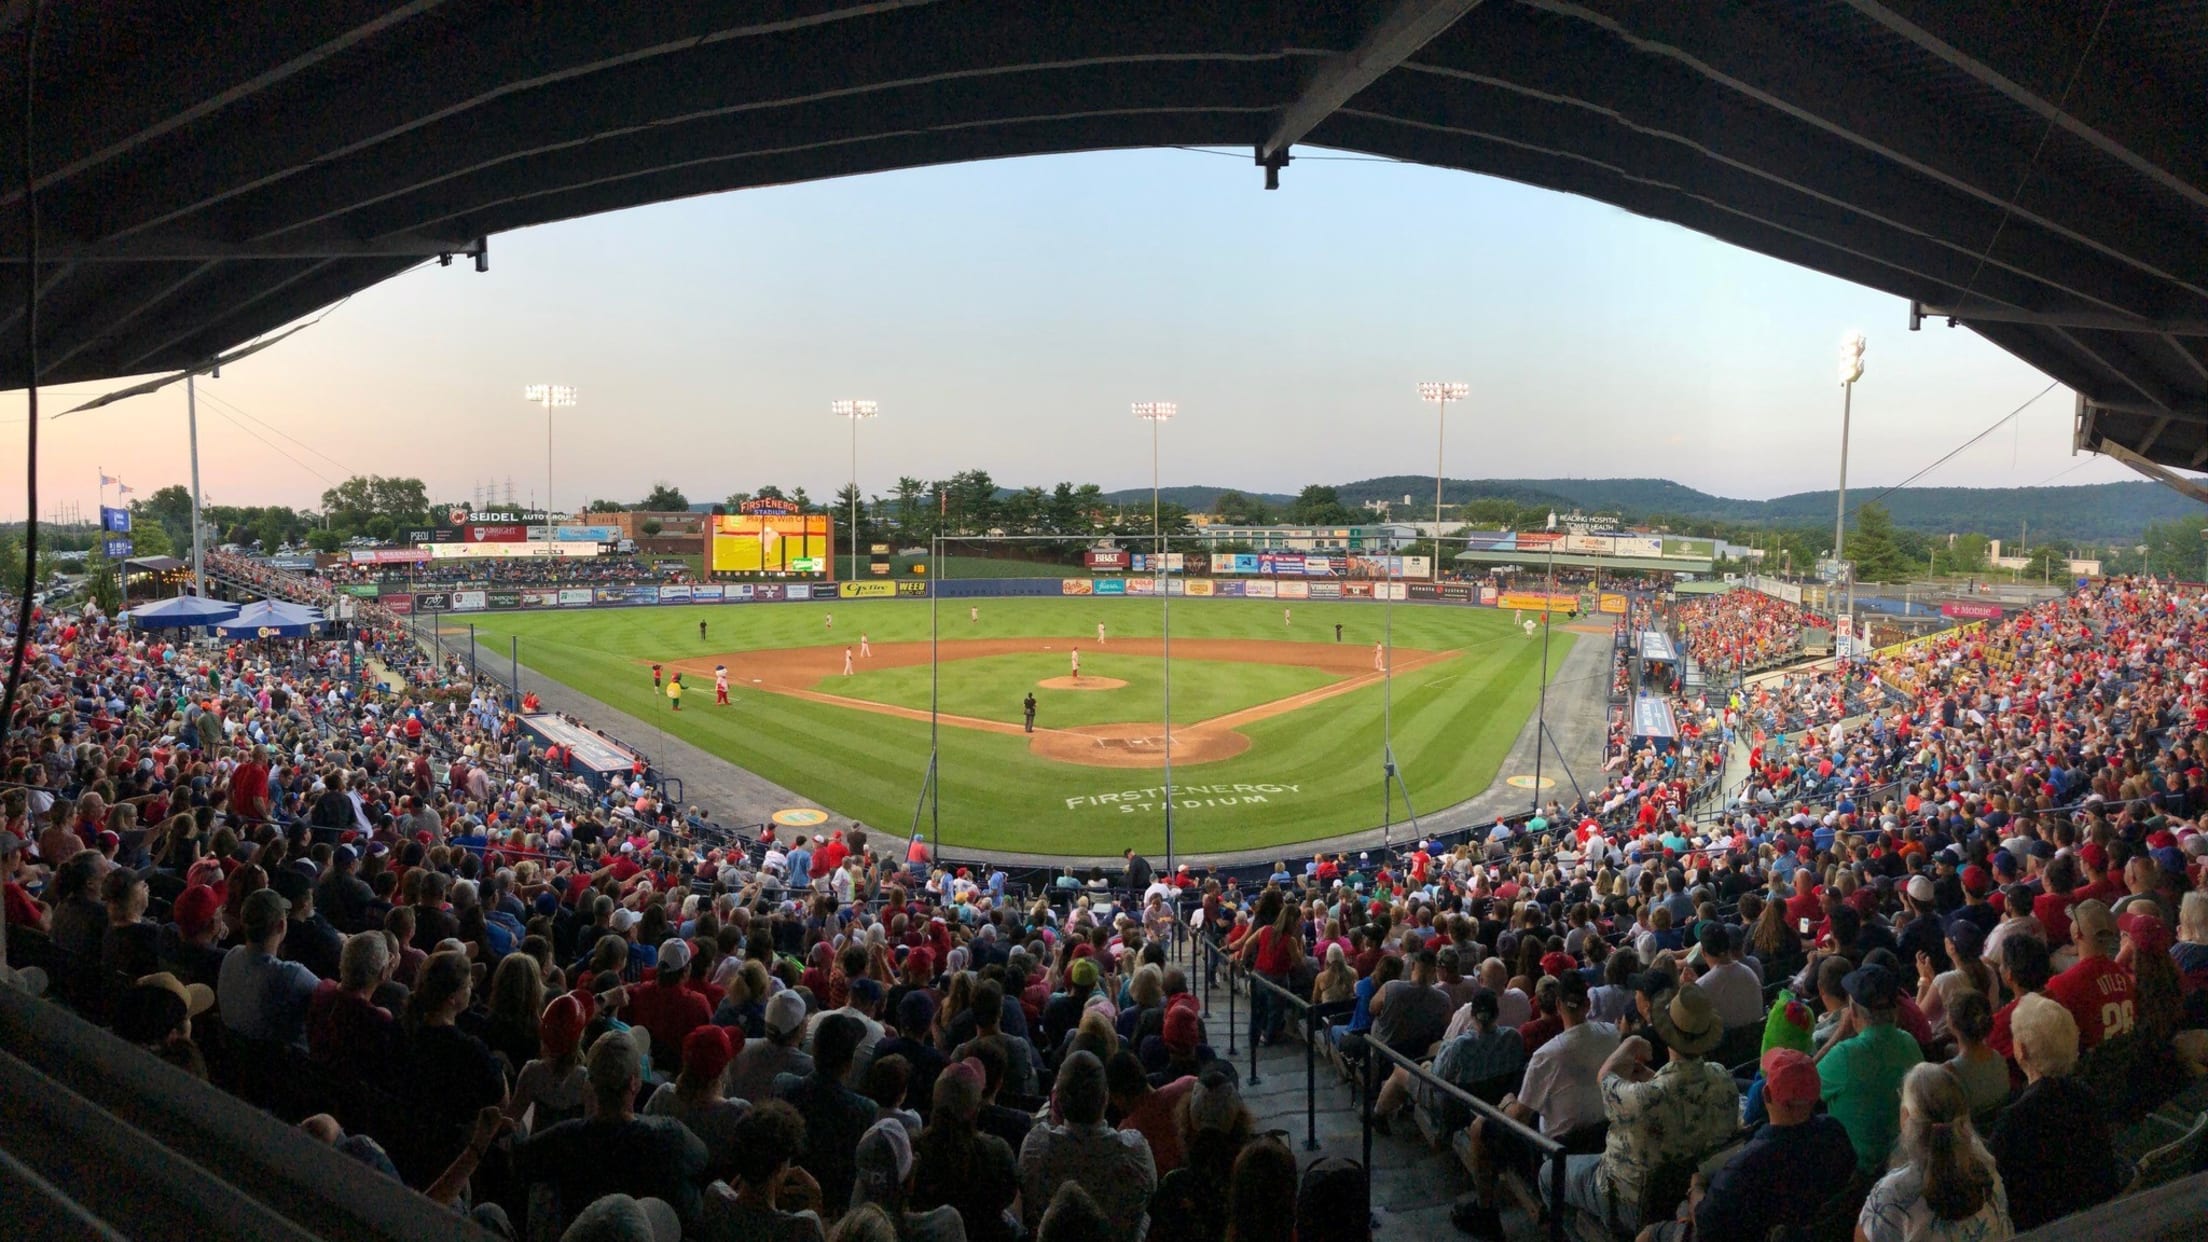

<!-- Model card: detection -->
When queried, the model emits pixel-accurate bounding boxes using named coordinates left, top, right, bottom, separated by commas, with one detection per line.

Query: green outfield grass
left=830, top=651, right=1336, bottom=728
left=464, top=597, right=1569, bottom=856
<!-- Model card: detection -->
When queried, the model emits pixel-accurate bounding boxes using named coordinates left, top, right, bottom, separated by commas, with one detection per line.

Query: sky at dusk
left=0, top=147, right=2126, bottom=522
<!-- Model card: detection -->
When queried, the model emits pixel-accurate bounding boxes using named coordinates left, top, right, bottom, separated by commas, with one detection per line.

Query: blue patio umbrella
left=214, top=598, right=325, bottom=639
left=124, top=594, right=239, bottom=629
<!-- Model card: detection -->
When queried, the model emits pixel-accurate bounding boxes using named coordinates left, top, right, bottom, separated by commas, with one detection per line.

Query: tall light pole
left=1419, top=382, right=1469, bottom=581
left=524, top=384, right=577, bottom=555
left=1834, top=332, right=1865, bottom=662
left=832, top=400, right=879, bottom=581
left=1134, top=401, right=1177, bottom=873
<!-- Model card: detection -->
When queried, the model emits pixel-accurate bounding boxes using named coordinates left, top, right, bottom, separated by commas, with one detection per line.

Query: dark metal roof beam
left=1259, top=0, right=1485, bottom=161
left=48, top=2, right=1294, bottom=248
left=0, top=2, right=450, bottom=208
left=1840, top=0, right=2208, bottom=214
left=0, top=233, right=482, bottom=262
left=1516, top=0, right=2208, bottom=299
left=1912, top=302, right=2208, bottom=336
left=34, top=262, right=218, bottom=378
left=1390, top=20, right=2180, bottom=319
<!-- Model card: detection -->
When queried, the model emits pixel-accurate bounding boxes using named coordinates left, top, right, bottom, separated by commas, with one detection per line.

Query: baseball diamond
left=464, top=596, right=1570, bottom=855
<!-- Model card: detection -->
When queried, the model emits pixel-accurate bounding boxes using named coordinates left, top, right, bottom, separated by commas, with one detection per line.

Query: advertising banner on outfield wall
left=1563, top=533, right=1615, bottom=555
left=752, top=584, right=784, bottom=601
left=691, top=585, right=724, bottom=601
left=1094, top=578, right=1126, bottom=595
left=1213, top=580, right=1244, bottom=597
left=1600, top=593, right=1628, bottom=614
left=1408, top=582, right=1440, bottom=601
left=415, top=591, right=451, bottom=611
left=1615, top=535, right=1663, bottom=557
left=1243, top=579, right=1278, bottom=598
left=1061, top=579, right=1094, bottom=596
left=1257, top=552, right=1304, bottom=576
left=1183, top=579, right=1214, bottom=597
left=593, top=587, right=627, bottom=604
left=450, top=591, right=487, bottom=612
left=1277, top=580, right=1311, bottom=600
left=896, top=581, right=929, bottom=597
left=1341, top=582, right=1372, bottom=599
left=380, top=594, right=414, bottom=614
left=1661, top=536, right=1715, bottom=560
left=1126, top=578, right=1153, bottom=595
left=558, top=588, right=593, bottom=606
left=521, top=590, right=558, bottom=608
left=1084, top=549, right=1129, bottom=571
left=1440, top=582, right=1476, bottom=601
left=1303, top=554, right=1344, bottom=576
left=487, top=591, right=520, bottom=610
left=1497, top=591, right=1578, bottom=611
left=658, top=585, right=693, bottom=602
left=1308, top=582, right=1341, bottom=599
left=1216, top=553, right=1258, bottom=575
left=838, top=581, right=896, bottom=599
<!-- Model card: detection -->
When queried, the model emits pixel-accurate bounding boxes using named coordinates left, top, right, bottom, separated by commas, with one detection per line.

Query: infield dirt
left=665, top=637, right=1450, bottom=769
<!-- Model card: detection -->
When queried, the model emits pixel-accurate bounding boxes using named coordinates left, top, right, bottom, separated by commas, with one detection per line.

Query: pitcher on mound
left=1070, top=647, right=1080, bottom=681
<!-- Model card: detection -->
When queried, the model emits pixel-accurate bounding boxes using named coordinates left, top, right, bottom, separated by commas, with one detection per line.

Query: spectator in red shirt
left=2042, top=900, right=2134, bottom=1051
left=627, top=938, right=711, bottom=1071
left=1987, top=935, right=2054, bottom=1070
left=229, top=744, right=272, bottom=824
left=2033, top=854, right=2082, bottom=951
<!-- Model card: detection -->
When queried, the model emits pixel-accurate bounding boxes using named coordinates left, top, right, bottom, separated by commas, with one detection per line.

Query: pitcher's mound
left=1037, top=676, right=1127, bottom=691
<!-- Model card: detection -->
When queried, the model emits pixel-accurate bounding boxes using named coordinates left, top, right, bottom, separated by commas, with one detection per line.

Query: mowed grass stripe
left=470, top=600, right=1565, bottom=854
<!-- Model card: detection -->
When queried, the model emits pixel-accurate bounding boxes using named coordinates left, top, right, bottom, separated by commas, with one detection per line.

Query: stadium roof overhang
left=2, top=2, right=2205, bottom=469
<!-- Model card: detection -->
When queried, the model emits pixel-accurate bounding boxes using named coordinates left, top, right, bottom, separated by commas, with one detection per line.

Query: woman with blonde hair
left=1856, top=1063, right=2010, bottom=1242
left=1312, top=943, right=1356, bottom=1006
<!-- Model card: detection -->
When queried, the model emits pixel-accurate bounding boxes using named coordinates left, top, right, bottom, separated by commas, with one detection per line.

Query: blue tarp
left=125, top=595, right=238, bottom=628
left=213, top=598, right=324, bottom=638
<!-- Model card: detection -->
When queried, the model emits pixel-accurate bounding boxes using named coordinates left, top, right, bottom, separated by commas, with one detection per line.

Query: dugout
left=519, top=712, right=646, bottom=794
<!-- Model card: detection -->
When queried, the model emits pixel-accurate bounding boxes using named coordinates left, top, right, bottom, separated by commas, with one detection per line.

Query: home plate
left=752, top=678, right=763, bottom=683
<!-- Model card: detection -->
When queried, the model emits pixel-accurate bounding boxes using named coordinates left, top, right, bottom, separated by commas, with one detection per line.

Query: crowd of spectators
left=8, top=570, right=2208, bottom=1242
left=1675, top=590, right=1822, bottom=676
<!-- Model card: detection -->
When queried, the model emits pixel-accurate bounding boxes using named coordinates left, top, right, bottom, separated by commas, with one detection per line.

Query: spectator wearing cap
left=1894, top=873, right=1950, bottom=975
left=157, top=882, right=228, bottom=989
left=116, top=971, right=216, bottom=1081
left=1988, top=993, right=2120, bottom=1230
left=775, top=1011, right=880, bottom=1214
left=875, top=989, right=948, bottom=1113
left=1689, top=922, right=1764, bottom=1032
left=852, top=1115, right=963, bottom=1240
left=307, top=930, right=398, bottom=1081
left=912, top=1058, right=1020, bottom=1242
left=1018, top=1050, right=1155, bottom=1242
left=627, top=938, right=712, bottom=1071
left=316, top=844, right=374, bottom=934
left=1950, top=863, right=2000, bottom=938
left=731, top=991, right=814, bottom=1104
left=643, top=1024, right=749, bottom=1180
left=510, top=1029, right=711, bottom=1234
left=509, top=993, right=592, bottom=1135
left=217, top=887, right=320, bottom=1048
left=1541, top=983, right=1737, bottom=1234
left=1638, top=1047, right=1854, bottom=1242
left=272, top=866, right=343, bottom=983
left=2043, top=899, right=2134, bottom=1052
left=1816, top=962, right=1925, bottom=1173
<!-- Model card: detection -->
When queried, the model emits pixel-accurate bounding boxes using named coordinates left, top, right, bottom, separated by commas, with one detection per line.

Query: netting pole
left=1381, top=567, right=1394, bottom=859
left=930, top=533, right=940, bottom=855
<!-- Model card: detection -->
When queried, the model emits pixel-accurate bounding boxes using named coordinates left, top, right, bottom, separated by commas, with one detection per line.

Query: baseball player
left=843, top=647, right=854, bottom=676
left=859, top=634, right=871, bottom=659
left=715, top=664, right=730, bottom=705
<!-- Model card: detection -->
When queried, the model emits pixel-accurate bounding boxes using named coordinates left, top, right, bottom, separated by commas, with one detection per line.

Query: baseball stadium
left=5, top=8, right=2208, bottom=1242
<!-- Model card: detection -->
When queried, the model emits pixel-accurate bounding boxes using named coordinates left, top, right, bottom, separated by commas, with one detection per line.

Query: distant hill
left=1120, top=476, right=2190, bottom=544
left=1095, top=486, right=1298, bottom=511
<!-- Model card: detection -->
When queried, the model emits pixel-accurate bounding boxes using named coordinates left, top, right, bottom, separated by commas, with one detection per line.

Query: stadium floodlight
left=524, top=385, right=577, bottom=550
left=1833, top=333, right=1865, bottom=663
left=1417, top=382, right=1470, bottom=581
left=1132, top=401, right=1178, bottom=872
left=832, top=401, right=880, bottom=584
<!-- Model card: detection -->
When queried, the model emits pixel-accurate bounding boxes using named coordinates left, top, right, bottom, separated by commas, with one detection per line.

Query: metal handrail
left=1194, top=937, right=1571, bottom=1242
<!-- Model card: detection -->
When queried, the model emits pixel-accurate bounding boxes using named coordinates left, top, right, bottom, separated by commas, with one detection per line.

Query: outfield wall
left=392, top=577, right=1635, bottom=616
